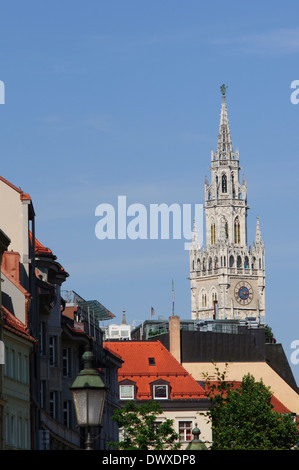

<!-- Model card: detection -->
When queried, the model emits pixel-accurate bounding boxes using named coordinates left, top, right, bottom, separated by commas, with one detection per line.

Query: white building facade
left=190, top=88, right=265, bottom=322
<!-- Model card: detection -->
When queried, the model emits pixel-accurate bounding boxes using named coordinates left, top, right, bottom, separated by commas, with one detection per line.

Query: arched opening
left=211, top=221, right=216, bottom=245
left=234, top=217, right=240, bottom=244
left=225, top=221, right=229, bottom=239
left=229, top=255, right=234, bottom=267
left=222, top=174, right=227, bottom=193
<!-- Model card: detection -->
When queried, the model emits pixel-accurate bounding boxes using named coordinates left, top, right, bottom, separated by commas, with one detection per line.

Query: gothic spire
left=216, top=85, right=234, bottom=160
left=254, top=216, right=263, bottom=245
left=190, top=218, right=200, bottom=251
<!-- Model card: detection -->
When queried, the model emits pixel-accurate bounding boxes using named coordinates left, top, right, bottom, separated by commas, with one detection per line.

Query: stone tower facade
left=190, top=89, right=265, bottom=322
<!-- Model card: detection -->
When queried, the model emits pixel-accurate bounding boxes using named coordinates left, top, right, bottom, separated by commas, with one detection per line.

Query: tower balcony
left=192, top=266, right=260, bottom=278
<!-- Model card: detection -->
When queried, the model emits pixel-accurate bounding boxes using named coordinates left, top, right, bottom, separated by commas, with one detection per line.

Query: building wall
left=0, top=181, right=31, bottom=288
left=3, top=330, right=31, bottom=450
left=2, top=272, right=28, bottom=325
left=156, top=409, right=212, bottom=449
left=183, top=361, right=299, bottom=414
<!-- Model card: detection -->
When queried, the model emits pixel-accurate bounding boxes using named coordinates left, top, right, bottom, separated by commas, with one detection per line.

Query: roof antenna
left=172, top=279, right=175, bottom=316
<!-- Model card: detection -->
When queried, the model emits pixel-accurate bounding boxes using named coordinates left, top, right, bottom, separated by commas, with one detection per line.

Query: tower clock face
left=234, top=281, right=253, bottom=305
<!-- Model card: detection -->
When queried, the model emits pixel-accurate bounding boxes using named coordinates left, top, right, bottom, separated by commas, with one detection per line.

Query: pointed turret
left=254, top=216, right=264, bottom=247
left=190, top=218, right=200, bottom=251
left=216, top=85, right=234, bottom=160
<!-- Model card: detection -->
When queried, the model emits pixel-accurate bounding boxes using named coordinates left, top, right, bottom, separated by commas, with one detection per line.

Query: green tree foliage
left=109, top=401, right=181, bottom=450
left=204, top=366, right=298, bottom=450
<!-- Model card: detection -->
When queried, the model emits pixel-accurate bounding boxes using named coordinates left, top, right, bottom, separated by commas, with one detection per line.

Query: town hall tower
left=189, top=86, right=265, bottom=322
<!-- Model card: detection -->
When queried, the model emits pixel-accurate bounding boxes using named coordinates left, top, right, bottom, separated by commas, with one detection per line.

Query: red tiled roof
left=208, top=380, right=297, bottom=416
left=0, top=176, right=31, bottom=201
left=103, top=340, right=206, bottom=400
left=34, top=236, right=55, bottom=258
left=2, top=306, right=36, bottom=343
left=29, top=232, right=69, bottom=278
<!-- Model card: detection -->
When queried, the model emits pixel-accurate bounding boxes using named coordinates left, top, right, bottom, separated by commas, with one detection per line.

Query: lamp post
left=70, top=348, right=107, bottom=450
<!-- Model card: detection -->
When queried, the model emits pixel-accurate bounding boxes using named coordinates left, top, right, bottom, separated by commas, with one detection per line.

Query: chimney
left=169, top=315, right=181, bottom=363
left=2, top=251, right=20, bottom=283
left=122, top=309, right=127, bottom=325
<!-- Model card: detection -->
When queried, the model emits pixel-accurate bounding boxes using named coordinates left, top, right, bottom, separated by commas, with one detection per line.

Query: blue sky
left=0, top=1, right=299, bottom=384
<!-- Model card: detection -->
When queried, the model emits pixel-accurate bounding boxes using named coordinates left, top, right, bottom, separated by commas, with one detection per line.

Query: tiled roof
left=103, top=340, right=206, bottom=400
left=208, top=380, right=297, bottom=416
left=34, top=236, right=56, bottom=258
left=29, top=232, right=69, bottom=278
left=0, top=176, right=31, bottom=201
left=2, top=306, right=36, bottom=343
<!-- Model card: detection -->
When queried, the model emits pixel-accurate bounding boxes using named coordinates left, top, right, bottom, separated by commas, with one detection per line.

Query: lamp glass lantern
left=71, top=350, right=107, bottom=428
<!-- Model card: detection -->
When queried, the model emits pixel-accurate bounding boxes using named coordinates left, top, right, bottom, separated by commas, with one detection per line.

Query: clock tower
left=190, top=87, right=265, bottom=322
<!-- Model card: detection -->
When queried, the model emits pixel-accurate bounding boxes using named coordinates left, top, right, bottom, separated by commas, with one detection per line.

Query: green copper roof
left=70, top=351, right=107, bottom=390
left=185, top=425, right=208, bottom=451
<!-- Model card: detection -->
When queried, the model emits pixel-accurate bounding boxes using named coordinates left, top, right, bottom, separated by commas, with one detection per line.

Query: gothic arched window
left=234, top=218, right=240, bottom=244
left=222, top=174, right=227, bottom=193
left=225, top=221, right=229, bottom=239
left=202, top=292, right=207, bottom=308
left=211, top=222, right=216, bottom=245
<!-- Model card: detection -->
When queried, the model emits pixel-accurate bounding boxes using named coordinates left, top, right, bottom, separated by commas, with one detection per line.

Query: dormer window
left=119, top=379, right=136, bottom=400
left=153, top=385, right=168, bottom=399
left=120, top=385, right=134, bottom=400
left=148, top=357, right=156, bottom=366
left=150, top=379, right=170, bottom=400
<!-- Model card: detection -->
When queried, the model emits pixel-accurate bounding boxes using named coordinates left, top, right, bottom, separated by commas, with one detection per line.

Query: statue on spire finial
left=220, top=84, right=228, bottom=97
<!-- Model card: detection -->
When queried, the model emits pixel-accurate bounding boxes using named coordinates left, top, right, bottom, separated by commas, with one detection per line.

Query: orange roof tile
left=103, top=340, right=206, bottom=400
left=0, top=176, right=31, bottom=201
left=207, top=380, right=297, bottom=416
left=35, top=237, right=55, bottom=257
left=29, top=232, right=69, bottom=277
left=2, top=306, right=36, bottom=343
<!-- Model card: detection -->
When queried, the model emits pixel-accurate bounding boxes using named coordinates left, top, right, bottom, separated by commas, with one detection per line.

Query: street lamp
left=70, top=348, right=107, bottom=450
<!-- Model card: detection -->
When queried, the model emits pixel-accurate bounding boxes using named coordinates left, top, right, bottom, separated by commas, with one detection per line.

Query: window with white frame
left=153, top=384, right=168, bottom=399
left=178, top=421, right=193, bottom=442
left=39, top=321, right=47, bottom=355
left=63, top=348, right=71, bottom=377
left=120, top=384, right=135, bottom=400
left=50, top=391, right=57, bottom=419
left=63, top=400, right=72, bottom=428
left=49, top=336, right=57, bottom=366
